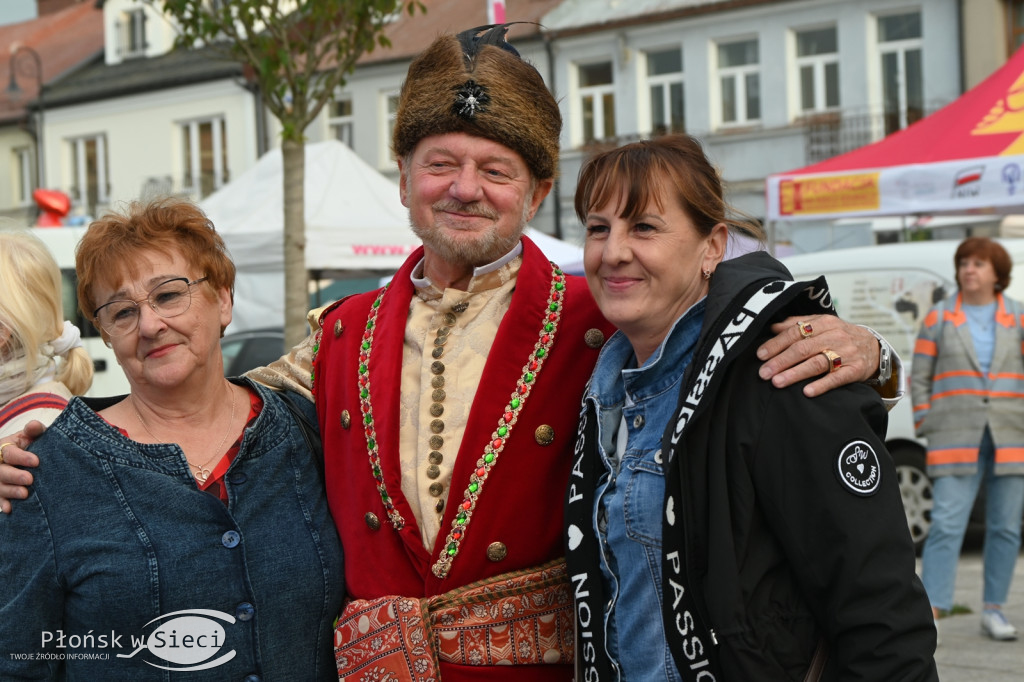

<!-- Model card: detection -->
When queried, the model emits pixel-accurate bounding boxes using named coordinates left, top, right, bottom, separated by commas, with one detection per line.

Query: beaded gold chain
left=357, top=286, right=404, bottom=530
left=355, top=265, right=567, bottom=578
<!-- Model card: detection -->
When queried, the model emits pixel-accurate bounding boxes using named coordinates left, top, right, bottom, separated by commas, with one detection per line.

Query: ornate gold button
left=432, top=347, right=444, bottom=359
left=435, top=498, right=445, bottom=513
left=429, top=482, right=444, bottom=497
left=486, top=542, right=508, bottom=562
left=429, top=435, right=444, bottom=449
left=431, top=361, right=445, bottom=375
left=437, top=326, right=451, bottom=336
left=340, top=410, right=351, bottom=429
left=434, top=335, right=448, bottom=346
left=334, top=320, right=344, bottom=338
left=432, top=388, right=446, bottom=402
left=428, top=450, right=444, bottom=465
left=426, top=464, right=440, bottom=479
left=430, top=403, right=444, bottom=417
left=364, top=512, right=381, bottom=531
left=451, top=302, right=468, bottom=313
left=443, top=312, right=457, bottom=326
left=431, top=375, right=445, bottom=389
left=584, top=328, right=605, bottom=349
left=534, top=425, right=555, bottom=446
left=430, top=419, right=444, bottom=433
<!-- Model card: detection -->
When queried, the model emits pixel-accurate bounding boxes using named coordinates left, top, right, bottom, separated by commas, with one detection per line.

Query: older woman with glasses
left=0, top=199, right=343, bottom=680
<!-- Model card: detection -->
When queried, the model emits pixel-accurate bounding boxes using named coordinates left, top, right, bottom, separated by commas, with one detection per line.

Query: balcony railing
left=137, top=173, right=227, bottom=202
left=803, top=104, right=946, bottom=164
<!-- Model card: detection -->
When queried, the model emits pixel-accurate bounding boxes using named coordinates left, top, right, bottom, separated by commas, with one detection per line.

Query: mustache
left=432, top=200, right=499, bottom=221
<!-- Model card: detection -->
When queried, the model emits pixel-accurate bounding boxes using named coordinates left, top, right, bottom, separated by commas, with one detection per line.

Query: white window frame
left=380, top=89, right=400, bottom=168
left=68, top=134, right=109, bottom=209
left=13, top=146, right=33, bottom=206
left=878, top=11, right=923, bottom=132
left=328, top=94, right=354, bottom=148
left=576, top=60, right=616, bottom=145
left=645, top=47, right=685, bottom=136
left=120, top=8, right=147, bottom=58
left=180, top=116, right=228, bottom=198
left=795, top=26, right=839, bottom=114
left=716, top=37, right=761, bottom=127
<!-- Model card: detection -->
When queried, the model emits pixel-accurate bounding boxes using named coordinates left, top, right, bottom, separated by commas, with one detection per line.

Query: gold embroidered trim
left=432, top=265, right=565, bottom=578
left=357, top=286, right=404, bottom=529
left=354, top=266, right=566, bottom=578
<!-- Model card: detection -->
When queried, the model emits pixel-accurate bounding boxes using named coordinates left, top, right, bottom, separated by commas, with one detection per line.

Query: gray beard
left=409, top=203, right=530, bottom=268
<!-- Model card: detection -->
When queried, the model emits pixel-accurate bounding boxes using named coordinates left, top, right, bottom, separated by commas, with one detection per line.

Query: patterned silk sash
left=334, top=559, right=574, bottom=680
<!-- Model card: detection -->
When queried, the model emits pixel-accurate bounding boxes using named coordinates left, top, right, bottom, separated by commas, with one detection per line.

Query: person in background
left=566, top=135, right=937, bottom=680
left=0, top=231, right=92, bottom=442
left=912, top=236, right=1024, bottom=643
left=0, top=199, right=343, bottom=680
left=0, top=24, right=898, bottom=681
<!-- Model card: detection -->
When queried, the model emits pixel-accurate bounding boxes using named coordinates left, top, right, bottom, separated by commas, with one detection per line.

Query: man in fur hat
left=0, top=24, right=897, bottom=682
left=270, top=24, right=896, bottom=681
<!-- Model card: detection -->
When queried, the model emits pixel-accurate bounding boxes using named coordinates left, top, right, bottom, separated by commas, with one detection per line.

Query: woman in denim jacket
left=565, top=135, right=936, bottom=681
left=0, top=199, right=343, bottom=681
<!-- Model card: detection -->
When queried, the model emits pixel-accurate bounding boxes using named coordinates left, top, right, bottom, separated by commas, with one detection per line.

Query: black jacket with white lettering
left=661, top=252, right=937, bottom=681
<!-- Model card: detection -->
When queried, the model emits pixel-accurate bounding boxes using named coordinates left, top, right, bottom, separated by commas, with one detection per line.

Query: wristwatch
left=861, top=326, right=893, bottom=387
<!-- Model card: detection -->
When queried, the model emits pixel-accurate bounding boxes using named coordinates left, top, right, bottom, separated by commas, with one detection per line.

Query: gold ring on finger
left=820, top=349, right=841, bottom=373
left=0, top=442, right=15, bottom=465
left=797, top=320, right=813, bottom=338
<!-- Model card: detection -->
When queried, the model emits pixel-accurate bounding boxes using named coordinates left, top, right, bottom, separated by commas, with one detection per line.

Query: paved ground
left=925, top=549, right=1024, bottom=681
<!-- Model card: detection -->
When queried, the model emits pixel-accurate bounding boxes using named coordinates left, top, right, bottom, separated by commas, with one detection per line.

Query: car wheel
left=892, top=443, right=932, bottom=552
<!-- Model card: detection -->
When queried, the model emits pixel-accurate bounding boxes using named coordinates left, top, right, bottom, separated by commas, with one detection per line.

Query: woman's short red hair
left=76, top=198, right=235, bottom=322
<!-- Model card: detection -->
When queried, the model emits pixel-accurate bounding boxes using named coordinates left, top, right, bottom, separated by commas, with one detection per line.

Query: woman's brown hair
left=954, top=237, right=1012, bottom=292
left=574, top=134, right=764, bottom=242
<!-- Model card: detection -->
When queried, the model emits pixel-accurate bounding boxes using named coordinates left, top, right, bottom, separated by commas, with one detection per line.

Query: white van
left=12, top=227, right=130, bottom=397
left=781, top=239, right=1024, bottom=549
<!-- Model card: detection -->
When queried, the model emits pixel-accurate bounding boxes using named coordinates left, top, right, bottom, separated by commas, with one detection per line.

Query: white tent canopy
left=202, top=139, right=416, bottom=273
left=200, top=140, right=584, bottom=332
left=200, top=140, right=417, bottom=332
left=524, top=227, right=584, bottom=274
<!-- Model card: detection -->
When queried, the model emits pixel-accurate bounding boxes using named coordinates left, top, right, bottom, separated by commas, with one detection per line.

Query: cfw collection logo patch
left=835, top=440, right=881, bottom=496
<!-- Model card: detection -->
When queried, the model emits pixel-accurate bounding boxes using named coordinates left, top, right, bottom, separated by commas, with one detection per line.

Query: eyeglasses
left=93, top=277, right=208, bottom=336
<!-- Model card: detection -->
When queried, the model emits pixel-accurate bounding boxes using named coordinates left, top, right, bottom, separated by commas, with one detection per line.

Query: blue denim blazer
left=0, top=380, right=344, bottom=681
left=584, top=299, right=704, bottom=682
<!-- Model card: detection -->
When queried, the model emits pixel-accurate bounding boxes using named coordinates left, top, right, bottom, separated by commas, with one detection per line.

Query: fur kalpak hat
left=393, top=24, right=562, bottom=180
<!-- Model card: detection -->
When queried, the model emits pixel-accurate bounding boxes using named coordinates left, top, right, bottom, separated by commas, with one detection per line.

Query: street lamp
left=6, top=45, right=45, bottom=191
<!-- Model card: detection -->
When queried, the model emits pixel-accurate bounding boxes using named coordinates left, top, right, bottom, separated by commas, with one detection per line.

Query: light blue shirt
left=964, top=301, right=997, bottom=374
left=583, top=298, right=705, bottom=682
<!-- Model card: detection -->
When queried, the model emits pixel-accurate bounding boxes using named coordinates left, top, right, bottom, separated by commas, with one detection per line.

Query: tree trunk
left=281, top=138, right=309, bottom=349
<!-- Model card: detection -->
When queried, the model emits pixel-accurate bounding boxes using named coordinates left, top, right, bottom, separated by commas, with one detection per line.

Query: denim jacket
left=0, top=380, right=344, bottom=681
left=584, top=299, right=704, bottom=682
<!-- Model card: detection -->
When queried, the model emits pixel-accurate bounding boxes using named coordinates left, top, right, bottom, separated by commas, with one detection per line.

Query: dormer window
left=117, top=8, right=148, bottom=59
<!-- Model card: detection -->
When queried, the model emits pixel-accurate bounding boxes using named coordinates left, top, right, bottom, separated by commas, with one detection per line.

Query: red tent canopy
left=766, top=46, right=1024, bottom=221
